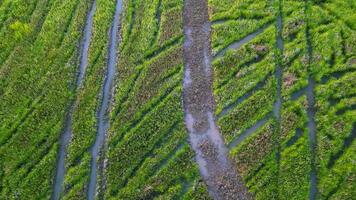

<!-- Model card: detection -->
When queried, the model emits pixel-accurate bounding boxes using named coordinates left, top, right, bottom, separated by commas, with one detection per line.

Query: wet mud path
left=182, top=0, right=252, bottom=199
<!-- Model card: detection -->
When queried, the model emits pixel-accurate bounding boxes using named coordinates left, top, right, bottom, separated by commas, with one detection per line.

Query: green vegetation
left=210, top=0, right=355, bottom=199
left=104, top=0, right=210, bottom=199
left=210, top=0, right=279, bottom=198
left=0, top=0, right=354, bottom=199
left=0, top=0, right=91, bottom=198
left=310, top=1, right=356, bottom=199
left=63, top=0, right=118, bottom=199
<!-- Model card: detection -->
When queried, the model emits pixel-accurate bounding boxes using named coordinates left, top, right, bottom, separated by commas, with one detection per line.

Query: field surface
left=0, top=0, right=355, bottom=199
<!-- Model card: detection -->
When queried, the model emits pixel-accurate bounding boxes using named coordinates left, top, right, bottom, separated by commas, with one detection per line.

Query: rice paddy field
left=0, top=0, right=355, bottom=199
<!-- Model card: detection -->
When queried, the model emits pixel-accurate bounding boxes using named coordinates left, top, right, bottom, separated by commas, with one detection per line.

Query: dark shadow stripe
left=286, top=128, right=304, bottom=147
left=327, top=122, right=356, bottom=169
left=213, top=22, right=273, bottom=58
left=228, top=113, right=273, bottom=150
left=217, top=73, right=271, bottom=119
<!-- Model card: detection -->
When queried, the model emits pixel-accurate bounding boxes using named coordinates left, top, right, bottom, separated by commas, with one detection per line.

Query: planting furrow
left=104, top=1, right=206, bottom=195
left=0, top=0, right=38, bottom=31
left=183, top=0, right=252, bottom=199
left=290, top=86, right=308, bottom=101
left=143, top=35, right=183, bottom=62
left=0, top=0, right=54, bottom=69
left=327, top=122, right=356, bottom=169
left=111, top=69, right=142, bottom=119
left=324, top=178, right=345, bottom=200
left=112, top=45, right=182, bottom=120
left=286, top=128, right=304, bottom=147
left=244, top=162, right=266, bottom=183
left=216, top=53, right=268, bottom=90
left=213, top=22, right=273, bottom=58
left=119, top=122, right=179, bottom=188
left=176, top=179, right=194, bottom=199
left=321, top=4, right=354, bottom=31
left=111, top=81, right=180, bottom=148
left=335, top=104, right=356, bottom=116
left=30, top=0, right=56, bottom=38
left=228, top=113, right=273, bottom=150
left=9, top=133, right=55, bottom=176
left=0, top=94, right=44, bottom=145
left=52, top=2, right=96, bottom=199
left=150, top=0, right=163, bottom=47
left=217, top=73, right=271, bottom=119
left=0, top=1, right=15, bottom=29
left=211, top=18, right=238, bottom=26
left=17, top=140, right=56, bottom=181
left=284, top=49, right=303, bottom=68
left=154, top=142, right=186, bottom=175
left=58, top=0, right=81, bottom=46
left=329, top=94, right=356, bottom=106
left=108, top=139, right=188, bottom=197
left=320, top=68, right=356, bottom=84
left=87, top=1, right=122, bottom=199
left=124, top=0, right=137, bottom=47
left=0, top=0, right=80, bottom=98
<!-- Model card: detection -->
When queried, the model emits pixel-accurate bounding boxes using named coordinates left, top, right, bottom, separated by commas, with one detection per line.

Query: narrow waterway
left=52, top=2, right=96, bottom=200
left=87, top=0, right=122, bottom=199
left=182, top=0, right=252, bottom=199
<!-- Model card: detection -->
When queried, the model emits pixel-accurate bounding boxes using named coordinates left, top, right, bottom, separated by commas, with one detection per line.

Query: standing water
left=182, top=0, right=252, bottom=199
left=52, top=2, right=96, bottom=200
left=87, top=0, right=122, bottom=199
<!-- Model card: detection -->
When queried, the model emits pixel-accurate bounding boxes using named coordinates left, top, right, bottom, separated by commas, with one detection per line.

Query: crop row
left=61, top=0, right=118, bottom=199
left=310, top=0, right=355, bottom=199
left=0, top=0, right=92, bottom=198
left=104, top=0, right=210, bottom=199
left=210, top=0, right=355, bottom=199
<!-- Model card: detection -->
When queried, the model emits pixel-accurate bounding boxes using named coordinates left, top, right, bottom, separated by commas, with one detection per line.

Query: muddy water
left=182, top=0, right=252, bottom=199
left=87, top=0, right=122, bottom=199
left=52, top=2, right=96, bottom=200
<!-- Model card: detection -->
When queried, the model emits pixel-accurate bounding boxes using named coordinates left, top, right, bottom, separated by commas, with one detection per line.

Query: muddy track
left=52, top=2, right=96, bottom=200
left=87, top=0, right=123, bottom=199
left=182, top=0, right=252, bottom=199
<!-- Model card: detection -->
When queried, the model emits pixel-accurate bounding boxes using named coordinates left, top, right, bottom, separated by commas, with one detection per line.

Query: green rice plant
left=0, top=0, right=91, bottom=198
